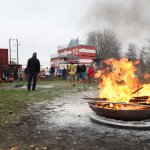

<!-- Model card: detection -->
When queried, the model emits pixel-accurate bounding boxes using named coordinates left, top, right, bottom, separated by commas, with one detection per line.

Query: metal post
left=9, top=38, right=11, bottom=65
left=16, top=39, right=19, bottom=64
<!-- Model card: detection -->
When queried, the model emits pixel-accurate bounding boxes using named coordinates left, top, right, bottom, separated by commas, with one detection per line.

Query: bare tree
left=145, top=39, right=150, bottom=72
left=140, top=36, right=150, bottom=72
left=86, top=31, right=97, bottom=47
left=87, top=29, right=121, bottom=63
left=125, top=43, right=138, bottom=61
left=145, top=57, right=150, bottom=72
left=139, top=49, right=147, bottom=73
left=142, top=50, right=150, bottom=72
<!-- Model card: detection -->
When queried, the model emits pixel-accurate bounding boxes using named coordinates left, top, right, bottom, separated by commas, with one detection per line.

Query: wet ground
left=15, top=84, right=53, bottom=89
left=1, top=89, right=150, bottom=149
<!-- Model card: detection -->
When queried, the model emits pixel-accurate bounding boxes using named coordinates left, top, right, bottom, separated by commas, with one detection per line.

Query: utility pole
left=9, top=38, right=20, bottom=65
left=9, top=38, right=11, bottom=65
left=16, top=39, right=19, bottom=64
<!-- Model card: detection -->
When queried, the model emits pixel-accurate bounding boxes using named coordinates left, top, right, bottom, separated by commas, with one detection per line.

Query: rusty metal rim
left=88, top=102, right=150, bottom=121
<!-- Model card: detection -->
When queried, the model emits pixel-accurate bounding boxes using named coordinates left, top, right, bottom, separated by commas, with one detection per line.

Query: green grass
left=0, top=80, right=98, bottom=127
left=0, top=80, right=71, bottom=126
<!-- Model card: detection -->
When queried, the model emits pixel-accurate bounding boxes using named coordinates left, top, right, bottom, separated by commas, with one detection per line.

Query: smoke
left=82, top=0, right=150, bottom=50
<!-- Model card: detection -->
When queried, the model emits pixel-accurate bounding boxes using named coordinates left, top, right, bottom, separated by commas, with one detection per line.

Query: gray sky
left=0, top=0, right=91, bottom=67
left=0, top=0, right=149, bottom=67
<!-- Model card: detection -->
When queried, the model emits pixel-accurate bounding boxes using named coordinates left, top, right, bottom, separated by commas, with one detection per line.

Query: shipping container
left=0, top=49, right=8, bottom=78
left=0, top=49, right=8, bottom=65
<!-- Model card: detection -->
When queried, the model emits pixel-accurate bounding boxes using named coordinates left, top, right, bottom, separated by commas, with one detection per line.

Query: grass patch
left=0, top=80, right=73, bottom=126
left=0, top=80, right=98, bottom=127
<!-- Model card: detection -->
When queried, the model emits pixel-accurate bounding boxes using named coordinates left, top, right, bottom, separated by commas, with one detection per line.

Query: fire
left=144, top=73, right=150, bottom=79
left=95, top=58, right=150, bottom=103
left=137, top=84, right=150, bottom=96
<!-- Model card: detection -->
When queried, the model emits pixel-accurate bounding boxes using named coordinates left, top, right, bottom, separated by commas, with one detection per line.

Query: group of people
left=68, top=61, right=95, bottom=87
left=45, top=66, right=55, bottom=80
left=2, top=52, right=95, bottom=90
left=2, top=65, right=10, bottom=81
left=2, top=65, right=20, bottom=82
left=26, top=54, right=95, bottom=89
left=76, top=64, right=87, bottom=82
left=2, top=52, right=40, bottom=91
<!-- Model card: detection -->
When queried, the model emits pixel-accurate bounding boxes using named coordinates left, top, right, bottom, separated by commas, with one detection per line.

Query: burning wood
left=82, top=97, right=107, bottom=101
left=129, top=96, right=150, bottom=103
left=133, top=96, right=150, bottom=99
left=88, top=100, right=150, bottom=121
left=93, top=102, right=150, bottom=110
left=131, top=87, right=143, bottom=95
left=89, top=99, right=150, bottom=108
left=129, top=98, right=147, bottom=103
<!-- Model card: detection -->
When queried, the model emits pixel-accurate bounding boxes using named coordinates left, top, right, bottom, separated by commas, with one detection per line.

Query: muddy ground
left=1, top=88, right=150, bottom=150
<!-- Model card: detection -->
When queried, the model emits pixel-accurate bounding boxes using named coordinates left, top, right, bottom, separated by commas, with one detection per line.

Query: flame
left=95, top=58, right=150, bottom=103
left=144, top=73, right=150, bottom=79
left=136, top=84, right=150, bottom=96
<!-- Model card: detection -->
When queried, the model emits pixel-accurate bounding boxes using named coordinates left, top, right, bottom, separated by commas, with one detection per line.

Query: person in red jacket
left=87, top=64, right=95, bottom=83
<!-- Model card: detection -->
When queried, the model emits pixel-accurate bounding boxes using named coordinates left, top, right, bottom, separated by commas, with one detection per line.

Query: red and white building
left=50, top=45, right=96, bottom=69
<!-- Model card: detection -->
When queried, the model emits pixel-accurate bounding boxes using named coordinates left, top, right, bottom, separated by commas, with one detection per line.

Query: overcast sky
left=0, top=0, right=149, bottom=67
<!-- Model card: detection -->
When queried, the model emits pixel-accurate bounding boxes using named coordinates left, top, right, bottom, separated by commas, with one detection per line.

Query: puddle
left=15, top=85, right=53, bottom=89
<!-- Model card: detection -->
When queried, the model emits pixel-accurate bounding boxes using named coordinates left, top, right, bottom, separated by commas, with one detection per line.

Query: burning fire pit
left=87, top=58, right=150, bottom=122
left=87, top=96, right=150, bottom=121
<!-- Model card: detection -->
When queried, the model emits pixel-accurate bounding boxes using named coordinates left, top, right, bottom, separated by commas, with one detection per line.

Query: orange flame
left=95, top=58, right=150, bottom=102
left=136, top=84, right=150, bottom=96
left=144, top=73, right=150, bottom=79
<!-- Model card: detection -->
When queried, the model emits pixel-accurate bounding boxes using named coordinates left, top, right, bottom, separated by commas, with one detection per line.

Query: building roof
left=68, top=38, right=79, bottom=48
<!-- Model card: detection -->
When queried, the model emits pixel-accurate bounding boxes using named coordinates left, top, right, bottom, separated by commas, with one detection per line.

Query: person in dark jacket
left=76, top=64, right=82, bottom=81
left=50, top=66, right=55, bottom=80
left=3, top=65, right=10, bottom=81
left=27, top=52, right=40, bottom=91
left=62, top=67, right=67, bottom=80
left=13, top=66, right=18, bottom=81
left=81, top=64, right=86, bottom=82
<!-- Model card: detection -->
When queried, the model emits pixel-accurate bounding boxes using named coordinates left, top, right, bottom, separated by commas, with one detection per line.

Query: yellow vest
left=68, top=64, right=76, bottom=75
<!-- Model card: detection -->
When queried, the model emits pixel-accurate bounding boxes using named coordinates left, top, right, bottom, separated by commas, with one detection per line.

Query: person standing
left=13, top=66, right=19, bottom=87
left=27, top=52, right=40, bottom=91
left=45, top=67, right=50, bottom=80
left=68, top=60, right=76, bottom=86
left=76, top=64, right=82, bottom=82
left=13, top=66, right=18, bottom=81
left=50, top=65, right=55, bottom=80
left=3, top=65, right=10, bottom=81
left=62, top=67, right=67, bottom=80
left=81, top=64, right=86, bottom=83
left=87, top=64, right=95, bottom=83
